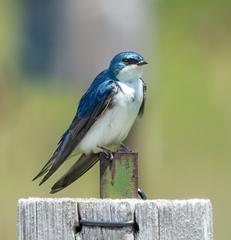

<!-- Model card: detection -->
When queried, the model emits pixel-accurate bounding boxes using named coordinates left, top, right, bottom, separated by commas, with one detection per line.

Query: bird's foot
left=98, top=145, right=114, bottom=160
left=102, top=151, right=114, bottom=160
left=119, top=143, right=133, bottom=153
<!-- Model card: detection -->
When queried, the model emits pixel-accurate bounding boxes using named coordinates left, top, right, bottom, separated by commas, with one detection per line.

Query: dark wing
left=33, top=79, right=118, bottom=185
left=138, top=79, right=147, bottom=117
left=50, top=153, right=99, bottom=193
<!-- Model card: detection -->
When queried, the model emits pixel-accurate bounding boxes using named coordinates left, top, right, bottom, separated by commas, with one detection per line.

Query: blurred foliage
left=0, top=0, right=231, bottom=240
left=136, top=1, right=231, bottom=240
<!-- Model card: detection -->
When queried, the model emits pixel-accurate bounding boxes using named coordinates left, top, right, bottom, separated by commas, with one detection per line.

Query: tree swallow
left=33, top=51, right=148, bottom=193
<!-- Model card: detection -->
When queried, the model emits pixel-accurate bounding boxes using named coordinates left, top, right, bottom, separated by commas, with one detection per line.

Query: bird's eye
left=123, top=58, right=129, bottom=63
left=122, top=58, right=139, bottom=65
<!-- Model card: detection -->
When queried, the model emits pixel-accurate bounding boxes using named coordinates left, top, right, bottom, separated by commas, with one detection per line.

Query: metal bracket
left=75, top=218, right=139, bottom=233
left=80, top=219, right=135, bottom=228
left=138, top=188, right=147, bottom=200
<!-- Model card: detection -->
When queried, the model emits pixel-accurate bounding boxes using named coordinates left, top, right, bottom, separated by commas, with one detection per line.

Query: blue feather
left=58, top=69, right=116, bottom=146
left=33, top=51, right=147, bottom=190
left=57, top=51, right=143, bottom=148
left=76, top=70, right=116, bottom=119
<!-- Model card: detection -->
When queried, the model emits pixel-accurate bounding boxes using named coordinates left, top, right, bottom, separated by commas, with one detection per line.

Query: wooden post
left=18, top=198, right=213, bottom=240
left=100, top=150, right=138, bottom=198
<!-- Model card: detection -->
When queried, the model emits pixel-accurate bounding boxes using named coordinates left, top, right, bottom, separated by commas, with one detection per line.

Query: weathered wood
left=78, top=199, right=135, bottom=240
left=157, top=200, right=213, bottom=240
left=18, top=198, right=213, bottom=240
left=135, top=201, right=159, bottom=240
left=18, top=198, right=78, bottom=240
left=100, top=150, right=138, bottom=198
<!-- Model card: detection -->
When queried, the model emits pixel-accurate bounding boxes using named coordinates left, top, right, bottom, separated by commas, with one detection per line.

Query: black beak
left=137, top=60, right=148, bottom=66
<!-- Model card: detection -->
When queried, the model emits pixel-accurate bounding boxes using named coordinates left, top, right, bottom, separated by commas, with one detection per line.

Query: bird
left=33, top=51, right=148, bottom=193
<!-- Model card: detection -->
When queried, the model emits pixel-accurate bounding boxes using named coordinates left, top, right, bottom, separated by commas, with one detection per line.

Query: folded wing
left=50, top=153, right=99, bottom=193
left=33, top=78, right=118, bottom=185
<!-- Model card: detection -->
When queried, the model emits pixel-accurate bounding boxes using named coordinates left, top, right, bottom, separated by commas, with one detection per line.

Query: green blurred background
left=0, top=0, right=230, bottom=239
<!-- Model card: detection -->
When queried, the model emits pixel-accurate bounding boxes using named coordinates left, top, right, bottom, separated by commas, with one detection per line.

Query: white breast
left=77, top=79, right=144, bottom=154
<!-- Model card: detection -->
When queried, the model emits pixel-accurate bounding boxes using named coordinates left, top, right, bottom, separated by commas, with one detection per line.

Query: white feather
left=116, top=64, right=144, bottom=82
left=77, top=65, right=144, bottom=154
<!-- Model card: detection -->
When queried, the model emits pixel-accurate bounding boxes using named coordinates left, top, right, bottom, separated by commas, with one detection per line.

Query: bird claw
left=119, top=143, right=133, bottom=153
left=101, top=150, right=114, bottom=160
left=98, top=145, right=114, bottom=160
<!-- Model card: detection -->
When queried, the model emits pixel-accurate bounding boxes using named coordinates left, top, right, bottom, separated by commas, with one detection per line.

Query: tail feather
left=32, top=159, right=54, bottom=181
left=33, top=132, right=73, bottom=185
left=32, top=148, right=62, bottom=184
left=50, top=153, right=99, bottom=194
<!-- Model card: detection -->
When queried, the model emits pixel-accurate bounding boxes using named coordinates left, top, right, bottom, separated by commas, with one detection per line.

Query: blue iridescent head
left=109, top=51, right=147, bottom=81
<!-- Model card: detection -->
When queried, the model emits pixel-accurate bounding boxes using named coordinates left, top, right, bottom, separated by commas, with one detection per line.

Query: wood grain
left=18, top=198, right=213, bottom=240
